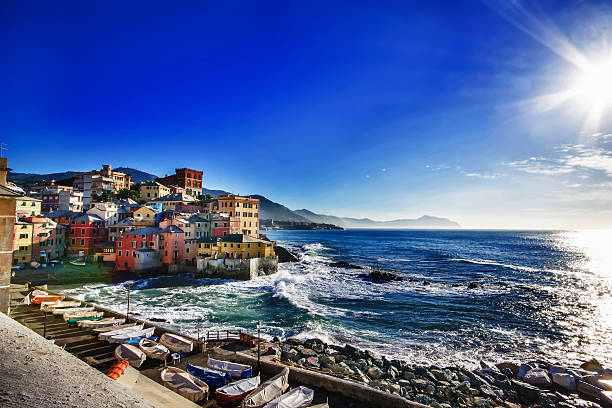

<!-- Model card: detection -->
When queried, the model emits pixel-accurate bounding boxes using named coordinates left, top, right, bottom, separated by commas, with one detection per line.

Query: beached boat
left=262, top=386, right=314, bottom=408
left=107, top=326, right=155, bottom=344
left=69, top=260, right=86, bottom=266
left=138, top=338, right=170, bottom=361
left=78, top=317, right=125, bottom=328
left=186, top=363, right=231, bottom=388
left=93, top=322, right=137, bottom=333
left=40, top=300, right=81, bottom=310
left=241, top=367, right=290, bottom=408
left=114, top=344, right=146, bottom=368
left=52, top=307, right=94, bottom=316
left=160, top=367, right=209, bottom=402
left=63, top=311, right=104, bottom=321
left=159, top=333, right=193, bottom=353
left=99, top=324, right=144, bottom=341
left=215, top=376, right=260, bottom=405
left=30, top=261, right=40, bottom=269
left=208, top=357, right=252, bottom=379
left=32, top=294, right=64, bottom=305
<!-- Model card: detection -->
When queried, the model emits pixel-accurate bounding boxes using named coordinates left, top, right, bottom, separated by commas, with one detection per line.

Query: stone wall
left=0, top=196, right=16, bottom=313
left=195, top=256, right=278, bottom=280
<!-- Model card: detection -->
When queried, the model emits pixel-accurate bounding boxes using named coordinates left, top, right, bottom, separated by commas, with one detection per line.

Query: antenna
left=0, top=143, right=7, bottom=158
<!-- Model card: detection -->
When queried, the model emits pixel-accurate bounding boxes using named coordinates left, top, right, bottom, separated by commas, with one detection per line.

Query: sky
left=2, top=0, right=612, bottom=229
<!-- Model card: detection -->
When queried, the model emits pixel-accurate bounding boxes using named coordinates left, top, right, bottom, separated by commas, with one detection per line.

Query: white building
left=58, top=190, right=83, bottom=212
left=86, top=202, right=119, bottom=226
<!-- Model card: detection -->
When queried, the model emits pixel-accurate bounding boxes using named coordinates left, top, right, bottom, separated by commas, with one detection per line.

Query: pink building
left=115, top=227, right=160, bottom=271
left=159, top=225, right=185, bottom=265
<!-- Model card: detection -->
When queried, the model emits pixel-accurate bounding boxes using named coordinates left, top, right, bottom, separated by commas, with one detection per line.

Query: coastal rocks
left=581, top=358, right=605, bottom=374
left=524, top=368, right=552, bottom=388
left=518, top=363, right=534, bottom=380
left=367, top=366, right=384, bottom=379
left=275, top=246, right=299, bottom=263
left=468, top=282, right=479, bottom=289
left=511, top=380, right=541, bottom=402
left=358, top=271, right=404, bottom=283
left=329, top=261, right=362, bottom=269
left=552, top=373, right=577, bottom=391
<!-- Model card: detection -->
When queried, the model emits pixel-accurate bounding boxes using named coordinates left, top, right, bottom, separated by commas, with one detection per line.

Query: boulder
left=358, top=271, right=405, bottom=283
left=518, top=363, right=533, bottom=380
left=276, top=246, right=299, bottom=263
left=581, top=358, right=605, bottom=374
left=329, top=261, right=362, bottom=269
left=511, top=380, right=541, bottom=402
left=367, top=366, right=384, bottom=380
left=284, top=338, right=302, bottom=346
left=496, top=362, right=520, bottom=376
left=552, top=373, right=576, bottom=391
left=305, top=356, right=319, bottom=368
left=549, top=365, right=567, bottom=374
left=523, top=368, right=552, bottom=388
left=468, top=282, right=479, bottom=289
left=343, top=343, right=360, bottom=357
left=319, top=355, right=335, bottom=368
left=577, top=380, right=612, bottom=405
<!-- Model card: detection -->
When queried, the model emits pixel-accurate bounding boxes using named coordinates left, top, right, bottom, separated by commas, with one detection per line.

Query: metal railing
left=205, top=329, right=244, bottom=342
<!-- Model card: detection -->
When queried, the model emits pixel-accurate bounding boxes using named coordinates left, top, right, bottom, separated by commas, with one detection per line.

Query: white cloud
left=464, top=172, right=501, bottom=180
left=426, top=164, right=450, bottom=171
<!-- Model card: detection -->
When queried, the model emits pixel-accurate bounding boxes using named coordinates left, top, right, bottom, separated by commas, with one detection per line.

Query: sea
left=56, top=229, right=612, bottom=369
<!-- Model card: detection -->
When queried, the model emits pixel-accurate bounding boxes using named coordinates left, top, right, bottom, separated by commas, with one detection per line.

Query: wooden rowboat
left=159, top=333, right=193, bottom=354
left=63, top=311, right=104, bottom=321
left=138, top=338, right=170, bottom=361
left=160, top=367, right=209, bottom=402
left=32, top=295, right=64, bottom=305
left=208, top=357, right=252, bottom=379
left=114, top=344, right=146, bottom=368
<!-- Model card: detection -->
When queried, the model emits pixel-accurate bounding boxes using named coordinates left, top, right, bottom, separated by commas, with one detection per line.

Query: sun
left=572, top=59, right=612, bottom=108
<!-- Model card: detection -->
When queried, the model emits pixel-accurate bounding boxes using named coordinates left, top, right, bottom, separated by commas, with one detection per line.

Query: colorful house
left=45, top=210, right=81, bottom=226
left=87, top=202, right=120, bottom=226
left=146, top=193, right=196, bottom=211
left=133, top=205, right=156, bottom=227
left=159, top=225, right=185, bottom=265
left=67, top=213, right=107, bottom=256
left=155, top=168, right=203, bottom=198
left=108, top=217, right=136, bottom=242
left=216, top=194, right=259, bottom=237
left=24, top=216, right=65, bottom=261
left=13, top=220, right=33, bottom=264
left=197, top=234, right=275, bottom=260
left=16, top=196, right=42, bottom=217
left=211, top=213, right=230, bottom=238
left=115, top=227, right=161, bottom=271
left=139, top=182, right=171, bottom=201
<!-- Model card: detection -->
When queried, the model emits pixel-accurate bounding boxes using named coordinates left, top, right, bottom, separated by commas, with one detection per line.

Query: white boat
left=138, top=338, right=170, bottom=361
left=63, top=311, right=104, bottom=321
left=262, top=386, right=314, bottom=408
left=40, top=300, right=82, bottom=310
left=208, top=357, right=252, bottom=379
left=107, top=326, right=155, bottom=344
left=241, top=367, right=290, bottom=408
left=216, top=376, right=260, bottom=405
left=159, top=333, right=193, bottom=353
left=99, top=324, right=144, bottom=341
left=160, top=367, right=209, bottom=402
left=78, top=317, right=125, bottom=328
left=93, top=323, right=137, bottom=333
left=69, top=260, right=86, bottom=266
left=310, top=403, right=329, bottom=408
left=114, top=344, right=146, bottom=368
left=52, top=307, right=94, bottom=316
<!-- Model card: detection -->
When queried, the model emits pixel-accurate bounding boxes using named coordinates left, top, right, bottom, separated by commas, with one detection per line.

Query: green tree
left=198, top=193, right=214, bottom=201
left=117, top=188, right=139, bottom=201
left=92, top=190, right=116, bottom=202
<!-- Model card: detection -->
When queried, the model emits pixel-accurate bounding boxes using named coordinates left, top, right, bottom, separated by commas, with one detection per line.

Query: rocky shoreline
left=276, top=338, right=612, bottom=407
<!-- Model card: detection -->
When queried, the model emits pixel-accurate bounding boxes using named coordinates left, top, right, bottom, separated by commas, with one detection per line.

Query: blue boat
left=124, top=336, right=158, bottom=345
left=186, top=363, right=231, bottom=388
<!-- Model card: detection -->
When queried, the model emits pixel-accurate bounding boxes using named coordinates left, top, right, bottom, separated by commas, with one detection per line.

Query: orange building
left=216, top=194, right=260, bottom=237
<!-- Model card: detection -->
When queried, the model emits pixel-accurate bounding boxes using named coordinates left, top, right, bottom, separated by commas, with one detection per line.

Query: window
left=126, top=250, right=130, bottom=256
left=80, top=239, right=84, bottom=245
left=71, top=239, right=75, bottom=245
left=118, top=241, right=122, bottom=247
left=186, top=248, right=190, bottom=253
left=132, top=242, right=136, bottom=248
left=19, top=234, right=28, bottom=239
left=118, top=250, right=122, bottom=257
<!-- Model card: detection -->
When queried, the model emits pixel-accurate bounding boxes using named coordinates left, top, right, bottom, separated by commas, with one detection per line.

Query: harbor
left=6, top=283, right=416, bottom=408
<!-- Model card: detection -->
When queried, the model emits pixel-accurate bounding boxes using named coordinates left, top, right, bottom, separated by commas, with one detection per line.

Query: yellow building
left=16, top=196, right=41, bottom=217
left=133, top=205, right=156, bottom=227
left=146, top=192, right=196, bottom=211
left=216, top=194, right=260, bottom=237
left=139, top=182, right=171, bottom=201
left=13, top=220, right=33, bottom=264
left=197, top=234, right=275, bottom=260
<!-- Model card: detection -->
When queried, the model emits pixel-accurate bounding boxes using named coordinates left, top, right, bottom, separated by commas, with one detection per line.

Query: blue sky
left=2, top=0, right=612, bottom=228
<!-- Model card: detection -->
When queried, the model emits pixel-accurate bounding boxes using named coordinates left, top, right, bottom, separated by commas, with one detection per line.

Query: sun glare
left=573, top=60, right=612, bottom=107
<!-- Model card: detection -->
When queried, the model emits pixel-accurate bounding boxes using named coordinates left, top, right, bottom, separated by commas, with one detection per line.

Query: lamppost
left=126, top=282, right=133, bottom=321
left=257, top=320, right=262, bottom=375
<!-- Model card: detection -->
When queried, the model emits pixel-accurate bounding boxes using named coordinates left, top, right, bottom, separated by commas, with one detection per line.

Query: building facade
left=66, top=213, right=107, bottom=256
left=156, top=168, right=203, bottom=197
left=139, top=182, right=171, bottom=201
left=73, top=165, right=132, bottom=208
left=216, top=194, right=259, bottom=237
left=16, top=196, right=42, bottom=217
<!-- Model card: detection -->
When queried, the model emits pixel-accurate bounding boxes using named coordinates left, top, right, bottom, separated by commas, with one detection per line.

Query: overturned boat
left=115, top=343, right=146, bottom=368
left=241, top=367, right=290, bottom=408
left=208, top=357, right=252, bottom=379
left=138, top=338, right=170, bottom=361
left=160, top=366, right=209, bottom=402
left=99, top=324, right=145, bottom=341
left=79, top=317, right=125, bottom=329
left=40, top=300, right=81, bottom=310
left=107, top=326, right=155, bottom=344
left=159, top=333, right=194, bottom=354
left=186, top=363, right=231, bottom=388
left=52, top=307, right=94, bottom=316
left=262, top=386, right=314, bottom=408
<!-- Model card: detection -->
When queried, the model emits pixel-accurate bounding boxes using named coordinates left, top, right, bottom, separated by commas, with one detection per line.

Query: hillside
left=7, top=171, right=79, bottom=185
left=114, top=167, right=157, bottom=183
left=295, top=209, right=460, bottom=229
left=248, top=195, right=310, bottom=222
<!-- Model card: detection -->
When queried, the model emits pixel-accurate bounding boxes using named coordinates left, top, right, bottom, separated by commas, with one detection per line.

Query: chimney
left=0, top=157, right=11, bottom=186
